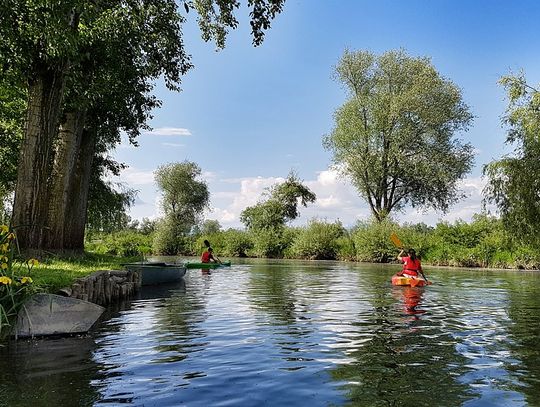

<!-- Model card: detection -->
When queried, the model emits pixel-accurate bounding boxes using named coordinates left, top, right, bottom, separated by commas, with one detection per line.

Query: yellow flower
left=0, top=263, right=7, bottom=270
left=0, top=225, right=8, bottom=234
left=7, top=232, right=15, bottom=241
left=0, top=256, right=7, bottom=263
left=21, top=276, right=33, bottom=284
left=0, top=276, right=12, bottom=285
left=0, top=243, right=8, bottom=253
left=28, top=258, right=39, bottom=266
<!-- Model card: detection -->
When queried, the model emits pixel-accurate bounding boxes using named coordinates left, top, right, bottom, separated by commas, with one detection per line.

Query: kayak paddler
left=397, top=248, right=428, bottom=282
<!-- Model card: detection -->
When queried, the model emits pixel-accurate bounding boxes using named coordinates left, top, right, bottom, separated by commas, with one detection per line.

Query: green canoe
left=185, top=261, right=231, bottom=269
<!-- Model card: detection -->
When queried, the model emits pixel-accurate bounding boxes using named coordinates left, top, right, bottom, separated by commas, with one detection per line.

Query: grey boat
left=123, top=262, right=187, bottom=285
left=16, top=293, right=105, bottom=338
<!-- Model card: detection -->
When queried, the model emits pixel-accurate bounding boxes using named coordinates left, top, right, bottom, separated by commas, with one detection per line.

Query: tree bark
left=43, top=110, right=87, bottom=249
left=11, top=63, right=67, bottom=249
left=62, top=129, right=96, bottom=250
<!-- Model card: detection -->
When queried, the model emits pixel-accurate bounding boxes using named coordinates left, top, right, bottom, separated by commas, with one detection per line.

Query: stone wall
left=59, top=269, right=141, bottom=306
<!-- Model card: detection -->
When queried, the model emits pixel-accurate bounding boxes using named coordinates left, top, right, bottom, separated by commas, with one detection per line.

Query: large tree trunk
left=43, top=110, right=87, bottom=249
left=11, top=63, right=67, bottom=249
left=62, top=130, right=96, bottom=251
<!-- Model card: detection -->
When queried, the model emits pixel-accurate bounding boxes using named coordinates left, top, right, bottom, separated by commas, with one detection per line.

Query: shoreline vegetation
left=13, top=213, right=538, bottom=297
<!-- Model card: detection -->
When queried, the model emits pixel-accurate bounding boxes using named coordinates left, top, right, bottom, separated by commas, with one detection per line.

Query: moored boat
left=123, top=262, right=187, bottom=285
left=16, top=293, right=105, bottom=338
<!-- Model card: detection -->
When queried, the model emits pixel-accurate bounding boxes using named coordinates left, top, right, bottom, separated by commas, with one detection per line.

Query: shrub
left=250, top=228, right=286, bottom=258
left=289, top=220, right=345, bottom=260
left=153, top=218, right=189, bottom=255
left=221, top=229, right=253, bottom=257
left=351, top=219, right=398, bottom=262
left=0, top=225, right=38, bottom=340
left=86, top=231, right=153, bottom=257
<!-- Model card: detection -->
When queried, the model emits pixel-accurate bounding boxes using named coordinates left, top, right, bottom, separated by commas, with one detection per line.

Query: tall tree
left=0, top=72, right=25, bottom=214
left=484, top=74, right=540, bottom=243
left=153, top=161, right=210, bottom=254
left=323, top=49, right=474, bottom=222
left=0, top=0, right=285, bottom=250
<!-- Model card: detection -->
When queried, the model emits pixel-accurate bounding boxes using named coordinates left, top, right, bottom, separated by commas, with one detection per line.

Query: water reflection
left=0, top=337, right=100, bottom=407
left=1, top=261, right=540, bottom=406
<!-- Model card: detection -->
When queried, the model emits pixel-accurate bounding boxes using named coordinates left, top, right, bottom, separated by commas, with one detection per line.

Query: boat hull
left=123, top=263, right=187, bottom=285
left=16, top=293, right=105, bottom=338
left=185, top=261, right=231, bottom=269
left=391, top=274, right=428, bottom=287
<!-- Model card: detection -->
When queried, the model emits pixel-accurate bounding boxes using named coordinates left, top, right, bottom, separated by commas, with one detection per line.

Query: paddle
left=390, top=232, right=430, bottom=284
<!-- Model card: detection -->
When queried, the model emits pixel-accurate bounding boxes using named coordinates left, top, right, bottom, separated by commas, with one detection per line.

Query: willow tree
left=323, top=49, right=474, bottom=222
left=1, top=0, right=285, bottom=250
left=153, top=161, right=210, bottom=255
left=484, top=74, right=540, bottom=243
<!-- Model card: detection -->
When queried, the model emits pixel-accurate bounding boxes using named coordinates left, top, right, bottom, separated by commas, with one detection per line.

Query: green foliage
left=324, top=49, right=474, bottom=221
left=153, top=161, right=210, bottom=255
left=209, top=229, right=253, bottom=258
left=127, top=217, right=157, bottom=235
left=250, top=229, right=287, bottom=258
left=200, top=219, right=222, bottom=235
left=289, top=220, right=345, bottom=260
left=0, top=226, right=38, bottom=340
left=351, top=218, right=398, bottom=262
left=484, top=73, right=540, bottom=244
left=0, top=76, right=25, bottom=196
left=239, top=172, right=316, bottom=258
left=86, top=177, right=136, bottom=234
left=241, top=172, right=316, bottom=231
left=155, top=161, right=210, bottom=229
left=85, top=231, right=153, bottom=257
left=335, top=236, right=356, bottom=261
left=153, top=217, right=190, bottom=255
left=194, top=0, right=285, bottom=48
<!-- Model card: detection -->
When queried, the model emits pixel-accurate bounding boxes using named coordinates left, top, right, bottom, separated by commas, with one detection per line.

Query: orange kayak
left=391, top=274, right=430, bottom=287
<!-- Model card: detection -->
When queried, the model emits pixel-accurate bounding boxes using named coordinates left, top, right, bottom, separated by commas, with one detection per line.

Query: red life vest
left=402, top=256, right=421, bottom=276
left=201, top=251, right=211, bottom=263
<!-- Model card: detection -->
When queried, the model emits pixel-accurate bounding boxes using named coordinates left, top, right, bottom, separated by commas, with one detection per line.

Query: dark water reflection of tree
left=505, top=272, right=540, bottom=406
left=0, top=337, right=101, bottom=407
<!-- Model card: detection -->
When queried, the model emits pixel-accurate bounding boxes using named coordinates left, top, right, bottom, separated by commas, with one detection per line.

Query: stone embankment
left=59, top=269, right=142, bottom=306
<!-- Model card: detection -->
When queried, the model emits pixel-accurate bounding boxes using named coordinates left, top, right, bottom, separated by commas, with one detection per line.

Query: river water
left=1, top=259, right=540, bottom=406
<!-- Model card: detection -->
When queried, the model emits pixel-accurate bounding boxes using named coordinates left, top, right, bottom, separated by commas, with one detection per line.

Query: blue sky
left=111, top=0, right=540, bottom=228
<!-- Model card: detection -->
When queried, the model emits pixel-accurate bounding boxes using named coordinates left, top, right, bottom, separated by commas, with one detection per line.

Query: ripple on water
left=2, top=262, right=540, bottom=406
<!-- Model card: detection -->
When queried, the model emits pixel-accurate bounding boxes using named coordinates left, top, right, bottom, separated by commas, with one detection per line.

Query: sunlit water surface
left=2, top=259, right=540, bottom=406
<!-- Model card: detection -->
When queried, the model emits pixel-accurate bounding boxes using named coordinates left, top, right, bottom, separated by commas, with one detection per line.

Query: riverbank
left=30, top=251, right=539, bottom=298
left=29, top=253, right=140, bottom=293
left=85, top=215, right=540, bottom=272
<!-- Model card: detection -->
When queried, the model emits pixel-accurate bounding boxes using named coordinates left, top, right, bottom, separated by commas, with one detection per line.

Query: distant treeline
left=85, top=214, right=540, bottom=270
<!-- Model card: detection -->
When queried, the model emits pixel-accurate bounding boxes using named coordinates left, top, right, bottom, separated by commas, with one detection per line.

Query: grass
left=28, top=252, right=141, bottom=293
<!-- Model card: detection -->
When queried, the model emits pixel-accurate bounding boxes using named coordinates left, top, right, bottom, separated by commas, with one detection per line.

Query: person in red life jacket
left=201, top=247, right=218, bottom=263
left=397, top=248, right=424, bottom=279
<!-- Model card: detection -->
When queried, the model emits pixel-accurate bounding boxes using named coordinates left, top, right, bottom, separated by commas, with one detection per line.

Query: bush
left=351, top=219, right=398, bottom=262
left=153, top=218, right=190, bottom=255
left=86, top=230, right=153, bottom=257
left=221, top=229, right=253, bottom=257
left=289, top=220, right=345, bottom=260
left=250, top=228, right=286, bottom=258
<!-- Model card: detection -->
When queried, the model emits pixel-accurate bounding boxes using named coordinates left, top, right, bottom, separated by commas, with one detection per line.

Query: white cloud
left=144, top=127, right=192, bottom=137
left=123, top=167, right=492, bottom=230
left=117, top=167, right=155, bottom=186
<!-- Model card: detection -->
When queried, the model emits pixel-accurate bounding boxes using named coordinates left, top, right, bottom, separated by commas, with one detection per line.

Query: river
left=1, top=259, right=540, bottom=406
